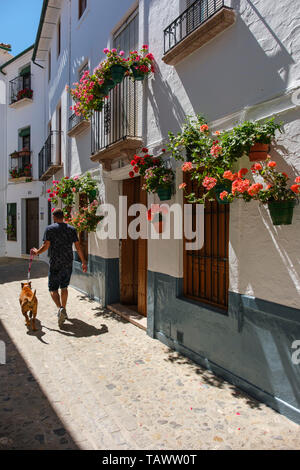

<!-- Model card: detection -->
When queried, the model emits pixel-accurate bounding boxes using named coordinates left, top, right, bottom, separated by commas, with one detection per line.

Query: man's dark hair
left=52, top=208, right=64, bottom=220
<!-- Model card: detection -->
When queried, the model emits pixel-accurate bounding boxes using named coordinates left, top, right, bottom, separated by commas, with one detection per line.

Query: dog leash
left=28, top=250, right=35, bottom=281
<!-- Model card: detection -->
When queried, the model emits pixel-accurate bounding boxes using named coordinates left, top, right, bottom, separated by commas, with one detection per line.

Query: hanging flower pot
left=214, top=183, right=232, bottom=204
left=103, top=78, right=115, bottom=91
left=249, top=143, right=270, bottom=162
left=268, top=200, right=295, bottom=225
left=157, top=186, right=172, bottom=201
left=130, top=63, right=145, bottom=81
left=88, top=189, right=97, bottom=202
left=110, top=64, right=127, bottom=84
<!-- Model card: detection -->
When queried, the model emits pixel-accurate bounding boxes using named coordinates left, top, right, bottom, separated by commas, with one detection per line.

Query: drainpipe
left=66, top=0, right=72, bottom=177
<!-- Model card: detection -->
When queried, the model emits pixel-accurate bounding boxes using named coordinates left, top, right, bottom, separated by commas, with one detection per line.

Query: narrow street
left=0, top=258, right=299, bottom=450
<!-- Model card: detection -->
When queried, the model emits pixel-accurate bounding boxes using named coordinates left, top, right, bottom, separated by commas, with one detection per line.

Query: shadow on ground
left=0, top=319, right=78, bottom=450
left=44, top=317, right=108, bottom=338
left=165, top=349, right=263, bottom=410
left=0, top=258, right=48, bottom=285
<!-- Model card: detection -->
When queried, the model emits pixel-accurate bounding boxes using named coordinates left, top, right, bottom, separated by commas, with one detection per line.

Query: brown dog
left=19, top=282, right=38, bottom=331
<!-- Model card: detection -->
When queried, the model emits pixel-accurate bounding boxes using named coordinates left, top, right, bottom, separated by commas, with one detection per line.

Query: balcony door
left=121, top=177, right=147, bottom=316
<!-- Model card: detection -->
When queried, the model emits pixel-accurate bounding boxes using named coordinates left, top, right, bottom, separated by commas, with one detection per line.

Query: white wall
left=3, top=48, right=48, bottom=259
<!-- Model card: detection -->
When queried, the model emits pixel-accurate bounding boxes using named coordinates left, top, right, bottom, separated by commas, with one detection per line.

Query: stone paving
left=0, top=257, right=300, bottom=450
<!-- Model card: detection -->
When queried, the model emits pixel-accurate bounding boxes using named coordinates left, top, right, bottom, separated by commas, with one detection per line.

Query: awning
left=19, top=127, right=30, bottom=137
left=20, top=65, right=31, bottom=76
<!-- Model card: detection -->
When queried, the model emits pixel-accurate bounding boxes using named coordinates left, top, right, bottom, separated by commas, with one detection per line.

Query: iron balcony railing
left=164, top=0, right=224, bottom=54
left=38, top=131, right=62, bottom=180
left=9, top=75, right=33, bottom=105
left=69, top=112, right=85, bottom=131
left=91, top=76, right=141, bottom=155
left=10, top=152, right=31, bottom=178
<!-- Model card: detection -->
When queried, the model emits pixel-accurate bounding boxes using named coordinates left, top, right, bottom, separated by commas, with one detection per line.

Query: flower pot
left=88, top=189, right=97, bottom=202
left=94, top=100, right=104, bottom=112
left=157, top=186, right=172, bottom=201
left=249, top=143, right=270, bottom=162
left=214, top=183, right=231, bottom=204
left=130, top=64, right=145, bottom=81
left=268, top=200, right=295, bottom=225
left=103, top=79, right=115, bottom=91
left=110, top=64, right=127, bottom=84
left=153, top=221, right=164, bottom=233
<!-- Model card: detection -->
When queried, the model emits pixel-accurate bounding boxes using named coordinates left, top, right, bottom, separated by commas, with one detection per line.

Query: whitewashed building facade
left=1, top=0, right=300, bottom=423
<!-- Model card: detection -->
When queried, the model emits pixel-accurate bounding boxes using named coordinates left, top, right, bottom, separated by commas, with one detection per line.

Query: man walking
left=32, top=208, right=87, bottom=327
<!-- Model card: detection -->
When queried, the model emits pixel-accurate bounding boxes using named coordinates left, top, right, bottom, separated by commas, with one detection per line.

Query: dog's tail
left=30, top=290, right=36, bottom=301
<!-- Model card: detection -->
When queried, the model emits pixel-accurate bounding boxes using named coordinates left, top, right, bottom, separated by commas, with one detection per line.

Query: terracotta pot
left=249, top=143, right=270, bottom=162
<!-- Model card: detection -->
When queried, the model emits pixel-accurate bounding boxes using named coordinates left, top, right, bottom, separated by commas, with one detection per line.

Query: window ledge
left=9, top=97, right=33, bottom=109
left=67, top=119, right=90, bottom=137
left=163, top=7, right=236, bottom=66
left=90, top=136, right=143, bottom=170
left=8, top=177, right=33, bottom=183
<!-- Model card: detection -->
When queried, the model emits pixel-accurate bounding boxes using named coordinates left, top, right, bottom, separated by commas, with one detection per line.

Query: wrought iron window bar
left=164, top=0, right=224, bottom=54
left=9, top=74, right=32, bottom=105
left=69, top=112, right=85, bottom=131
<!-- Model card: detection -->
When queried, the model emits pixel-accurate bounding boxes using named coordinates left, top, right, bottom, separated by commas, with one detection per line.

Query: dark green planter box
left=110, top=65, right=127, bottom=84
left=268, top=200, right=295, bottom=225
left=157, top=186, right=172, bottom=201
left=130, top=64, right=145, bottom=81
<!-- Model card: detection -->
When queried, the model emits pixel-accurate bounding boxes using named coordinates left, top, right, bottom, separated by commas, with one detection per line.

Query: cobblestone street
left=0, top=258, right=299, bottom=450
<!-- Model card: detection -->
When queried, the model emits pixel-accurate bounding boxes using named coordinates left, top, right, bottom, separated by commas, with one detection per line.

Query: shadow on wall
left=148, top=67, right=187, bottom=139
left=173, top=0, right=295, bottom=121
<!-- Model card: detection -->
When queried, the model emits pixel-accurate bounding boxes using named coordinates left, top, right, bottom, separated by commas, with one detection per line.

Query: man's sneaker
left=58, top=307, right=67, bottom=327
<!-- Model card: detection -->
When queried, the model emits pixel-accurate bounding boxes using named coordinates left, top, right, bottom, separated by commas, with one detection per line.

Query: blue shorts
left=48, top=266, right=73, bottom=292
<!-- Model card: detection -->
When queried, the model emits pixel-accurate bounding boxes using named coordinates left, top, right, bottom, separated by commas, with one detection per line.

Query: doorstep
left=107, top=303, right=147, bottom=331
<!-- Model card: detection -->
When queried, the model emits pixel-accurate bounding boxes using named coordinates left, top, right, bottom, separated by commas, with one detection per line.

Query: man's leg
left=50, top=291, right=62, bottom=309
left=61, top=288, right=68, bottom=310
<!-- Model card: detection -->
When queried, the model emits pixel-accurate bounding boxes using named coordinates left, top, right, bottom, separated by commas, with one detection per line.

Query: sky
left=0, top=0, right=44, bottom=56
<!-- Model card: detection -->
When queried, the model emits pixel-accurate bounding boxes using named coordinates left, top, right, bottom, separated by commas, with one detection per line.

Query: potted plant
left=24, top=163, right=32, bottom=177
left=9, top=168, right=19, bottom=179
left=223, top=159, right=300, bottom=225
left=64, top=200, right=104, bottom=232
left=128, top=45, right=155, bottom=81
left=68, top=70, right=106, bottom=119
left=102, top=48, right=129, bottom=84
left=222, top=118, right=283, bottom=162
left=169, top=116, right=238, bottom=205
left=129, top=148, right=174, bottom=201
left=17, top=88, right=33, bottom=101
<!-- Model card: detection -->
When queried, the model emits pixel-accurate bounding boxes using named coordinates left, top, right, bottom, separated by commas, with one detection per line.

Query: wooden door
left=121, top=177, right=147, bottom=316
left=26, top=198, right=39, bottom=254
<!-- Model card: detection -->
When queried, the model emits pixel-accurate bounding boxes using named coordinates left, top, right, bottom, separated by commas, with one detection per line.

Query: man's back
left=43, top=222, right=78, bottom=271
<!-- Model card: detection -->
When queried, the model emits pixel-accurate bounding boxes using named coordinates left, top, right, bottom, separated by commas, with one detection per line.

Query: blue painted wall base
left=147, top=270, right=300, bottom=425
left=71, top=254, right=120, bottom=307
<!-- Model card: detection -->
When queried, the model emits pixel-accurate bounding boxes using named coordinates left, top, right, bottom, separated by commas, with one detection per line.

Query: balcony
left=163, top=0, right=235, bottom=66
left=9, top=75, right=33, bottom=107
left=90, top=77, right=142, bottom=170
left=38, top=131, right=63, bottom=181
left=68, top=113, right=90, bottom=137
left=9, top=151, right=32, bottom=183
